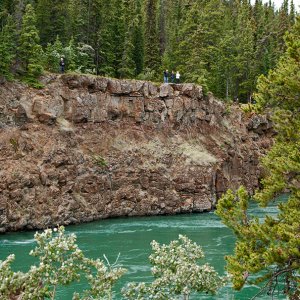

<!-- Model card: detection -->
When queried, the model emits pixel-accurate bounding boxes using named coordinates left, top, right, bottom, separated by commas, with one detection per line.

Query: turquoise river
left=0, top=200, right=285, bottom=300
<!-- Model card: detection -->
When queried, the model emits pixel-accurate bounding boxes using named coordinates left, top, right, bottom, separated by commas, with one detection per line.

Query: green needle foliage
left=18, top=4, right=44, bottom=86
left=0, top=15, right=16, bottom=80
left=0, top=0, right=297, bottom=98
left=216, top=17, right=300, bottom=299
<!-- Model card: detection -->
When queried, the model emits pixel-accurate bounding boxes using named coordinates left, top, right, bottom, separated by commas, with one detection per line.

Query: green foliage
left=44, top=35, right=64, bottom=72
left=216, top=17, right=300, bottom=299
left=137, top=67, right=157, bottom=81
left=18, top=4, right=44, bottom=85
left=1, top=230, right=225, bottom=300
left=0, top=15, right=16, bottom=80
left=45, top=36, right=96, bottom=74
left=9, top=137, right=19, bottom=153
left=123, top=235, right=225, bottom=300
left=1, top=0, right=296, bottom=90
left=76, top=43, right=95, bottom=74
left=63, top=37, right=77, bottom=72
left=144, top=0, right=161, bottom=75
left=0, top=226, right=126, bottom=300
left=240, top=103, right=258, bottom=114
left=36, top=0, right=67, bottom=46
left=92, top=155, right=108, bottom=168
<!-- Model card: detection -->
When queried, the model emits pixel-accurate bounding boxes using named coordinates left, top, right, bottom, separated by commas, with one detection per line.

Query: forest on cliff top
left=0, top=0, right=297, bottom=101
left=0, top=0, right=300, bottom=298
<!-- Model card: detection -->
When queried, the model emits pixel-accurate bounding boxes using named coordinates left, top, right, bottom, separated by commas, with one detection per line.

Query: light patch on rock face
left=56, top=117, right=74, bottom=132
left=141, top=138, right=170, bottom=157
left=112, top=135, right=137, bottom=152
left=177, top=142, right=217, bottom=166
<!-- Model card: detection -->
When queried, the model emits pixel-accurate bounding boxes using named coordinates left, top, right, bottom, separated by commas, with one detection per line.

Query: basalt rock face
left=0, top=74, right=273, bottom=232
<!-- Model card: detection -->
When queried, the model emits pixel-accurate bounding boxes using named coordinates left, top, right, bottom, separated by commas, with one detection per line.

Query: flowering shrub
left=0, top=230, right=224, bottom=300
left=122, top=235, right=225, bottom=300
left=0, top=226, right=126, bottom=300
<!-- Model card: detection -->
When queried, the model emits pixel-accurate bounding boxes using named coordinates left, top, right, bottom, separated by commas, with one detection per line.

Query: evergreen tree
left=216, top=18, right=300, bottom=298
left=44, top=35, right=64, bottom=72
left=0, top=0, right=17, bottom=31
left=65, top=0, right=88, bottom=43
left=0, top=15, right=16, bottom=80
left=132, top=0, right=144, bottom=75
left=87, top=0, right=117, bottom=76
left=111, top=0, right=126, bottom=77
left=176, top=1, right=207, bottom=85
left=144, top=0, right=161, bottom=74
left=234, top=0, right=255, bottom=101
left=118, top=0, right=143, bottom=78
left=18, top=4, right=43, bottom=85
left=36, top=0, right=67, bottom=46
left=76, top=42, right=95, bottom=73
left=63, top=37, right=77, bottom=72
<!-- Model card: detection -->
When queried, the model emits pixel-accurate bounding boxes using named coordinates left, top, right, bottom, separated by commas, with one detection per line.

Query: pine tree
left=162, top=0, right=185, bottom=74
left=118, top=0, right=143, bottom=78
left=132, top=0, right=144, bottom=76
left=0, top=0, right=17, bottom=31
left=63, top=37, right=77, bottom=72
left=76, top=42, right=95, bottom=73
left=144, top=0, right=161, bottom=74
left=88, top=0, right=117, bottom=76
left=65, top=0, right=88, bottom=43
left=36, top=0, right=67, bottom=46
left=203, top=0, right=232, bottom=97
left=233, top=0, right=255, bottom=102
left=44, top=35, right=64, bottom=72
left=216, top=17, right=300, bottom=298
left=18, top=4, right=43, bottom=85
left=176, top=1, right=206, bottom=85
left=0, top=15, right=16, bottom=80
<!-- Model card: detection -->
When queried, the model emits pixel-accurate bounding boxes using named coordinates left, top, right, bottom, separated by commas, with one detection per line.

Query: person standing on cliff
left=176, top=71, right=180, bottom=83
left=59, top=57, right=65, bottom=73
left=163, top=69, right=169, bottom=83
left=170, top=70, right=175, bottom=83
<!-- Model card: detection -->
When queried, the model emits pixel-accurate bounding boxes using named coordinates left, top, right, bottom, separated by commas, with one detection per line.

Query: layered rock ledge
left=0, top=74, right=273, bottom=232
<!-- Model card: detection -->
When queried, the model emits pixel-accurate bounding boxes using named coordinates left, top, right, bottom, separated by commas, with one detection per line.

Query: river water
left=0, top=201, right=285, bottom=299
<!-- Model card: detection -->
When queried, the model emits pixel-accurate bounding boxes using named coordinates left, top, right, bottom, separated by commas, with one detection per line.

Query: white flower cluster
left=0, top=226, right=125, bottom=300
left=122, top=235, right=225, bottom=300
left=0, top=230, right=225, bottom=300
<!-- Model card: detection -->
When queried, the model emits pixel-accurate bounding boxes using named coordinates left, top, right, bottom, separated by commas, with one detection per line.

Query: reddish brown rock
left=0, top=74, right=273, bottom=232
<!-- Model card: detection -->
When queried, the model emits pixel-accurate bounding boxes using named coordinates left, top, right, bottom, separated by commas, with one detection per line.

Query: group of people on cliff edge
left=163, top=70, right=180, bottom=84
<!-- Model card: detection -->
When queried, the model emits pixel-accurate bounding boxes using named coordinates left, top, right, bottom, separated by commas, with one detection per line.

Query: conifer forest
left=0, top=0, right=297, bottom=101
left=0, top=1, right=300, bottom=298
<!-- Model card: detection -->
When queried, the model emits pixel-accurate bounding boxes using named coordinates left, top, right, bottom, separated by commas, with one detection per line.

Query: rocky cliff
left=0, top=74, right=273, bottom=232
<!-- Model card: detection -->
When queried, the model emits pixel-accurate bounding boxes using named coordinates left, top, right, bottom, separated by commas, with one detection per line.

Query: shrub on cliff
left=215, top=17, right=300, bottom=299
